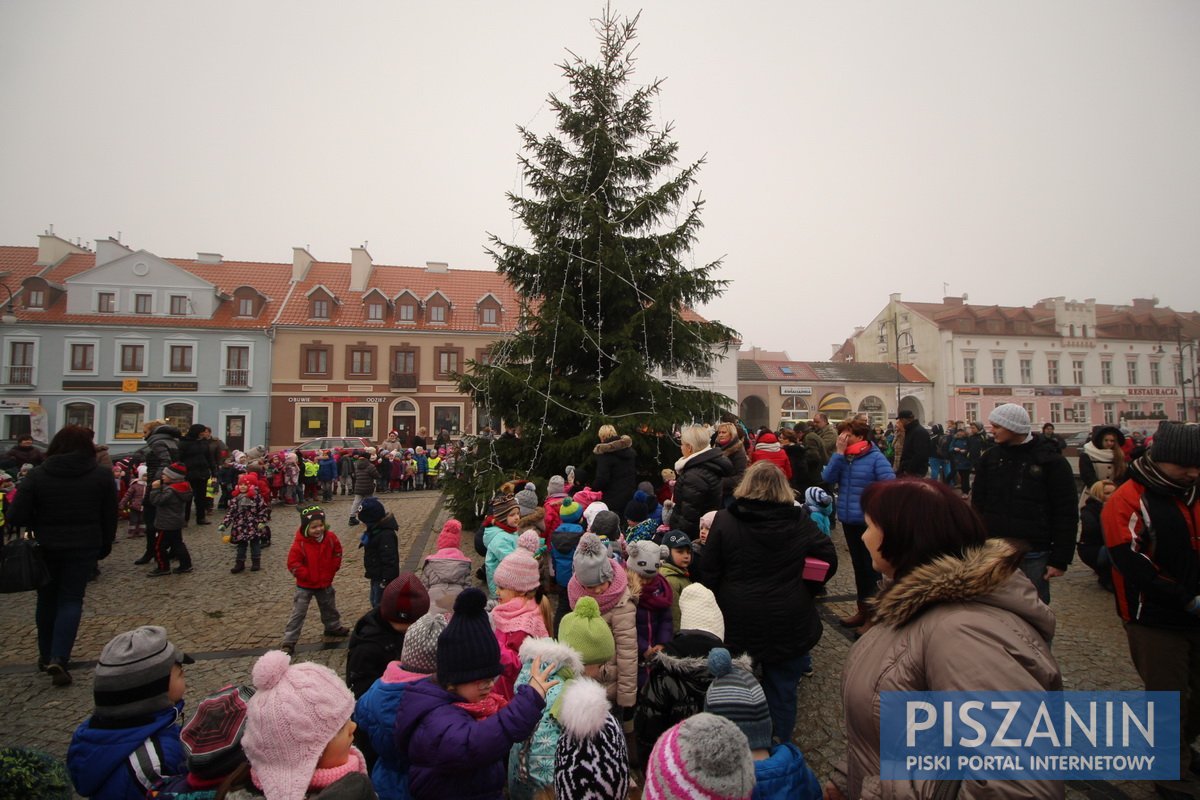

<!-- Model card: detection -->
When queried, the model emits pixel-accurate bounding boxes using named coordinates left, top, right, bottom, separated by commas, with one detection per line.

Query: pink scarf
left=567, top=560, right=629, bottom=614
left=491, top=597, right=549, bottom=637
left=454, top=691, right=510, bottom=720
left=253, top=745, right=367, bottom=794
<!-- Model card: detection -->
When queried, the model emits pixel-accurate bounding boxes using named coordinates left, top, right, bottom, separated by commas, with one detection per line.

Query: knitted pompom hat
left=515, top=482, right=539, bottom=517
left=242, top=651, right=355, bottom=800
left=162, top=462, right=187, bottom=482
left=546, top=475, right=566, bottom=496
left=493, top=531, right=542, bottom=593
left=804, top=487, right=832, bottom=510
left=559, top=498, right=584, bottom=524
left=436, top=588, right=501, bottom=686
left=400, top=612, right=448, bottom=674
left=573, top=532, right=615, bottom=587
left=436, top=519, right=463, bottom=550
left=558, top=596, right=616, bottom=665
left=704, top=649, right=773, bottom=750
left=554, top=677, right=630, bottom=800
left=491, top=493, right=519, bottom=520
left=644, top=713, right=756, bottom=800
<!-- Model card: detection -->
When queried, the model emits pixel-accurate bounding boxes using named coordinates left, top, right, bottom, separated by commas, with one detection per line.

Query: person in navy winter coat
left=821, top=418, right=895, bottom=628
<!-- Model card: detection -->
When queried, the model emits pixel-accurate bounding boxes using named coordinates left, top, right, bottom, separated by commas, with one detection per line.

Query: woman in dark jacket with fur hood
left=592, top=424, right=638, bottom=524
left=700, top=461, right=837, bottom=745
left=8, top=425, right=118, bottom=686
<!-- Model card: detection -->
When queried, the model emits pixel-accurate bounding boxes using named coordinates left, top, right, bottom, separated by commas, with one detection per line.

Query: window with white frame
left=69, top=342, right=95, bottom=372
left=1150, top=361, right=1161, bottom=386
left=429, top=304, right=446, bottom=323
left=114, top=401, right=145, bottom=439
left=345, top=406, right=376, bottom=439
left=26, top=289, right=44, bottom=308
left=1153, top=402, right=1165, bottom=417
left=1022, top=403, right=1036, bottom=423
left=1128, top=402, right=1143, bottom=416
left=64, top=401, right=95, bottom=429
left=398, top=303, right=415, bottom=323
left=481, top=306, right=497, bottom=325
left=119, top=344, right=145, bottom=373
left=311, top=299, right=330, bottom=320
left=1072, top=360, right=1085, bottom=384
left=135, top=293, right=152, bottom=314
left=169, top=295, right=188, bottom=315
left=963, top=357, right=976, bottom=383
left=98, top=292, right=116, bottom=313
left=366, top=302, right=384, bottom=321
left=1019, top=359, right=1032, bottom=384
left=991, top=358, right=1005, bottom=384
left=238, top=297, right=255, bottom=317
left=1072, top=402, right=1089, bottom=424
left=6, top=341, right=35, bottom=385
left=163, top=402, right=194, bottom=431
left=299, top=405, right=330, bottom=438
left=1101, top=360, right=1113, bottom=385
left=1047, top=359, right=1059, bottom=385
left=168, top=344, right=193, bottom=374
left=1127, top=360, right=1138, bottom=385
left=1050, top=402, right=1063, bottom=423
left=965, top=402, right=979, bottom=423
left=223, top=344, right=251, bottom=387
left=1103, top=403, right=1116, bottom=424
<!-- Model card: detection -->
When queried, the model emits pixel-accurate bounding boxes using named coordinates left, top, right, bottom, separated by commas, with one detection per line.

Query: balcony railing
left=5, top=365, right=33, bottom=385
left=222, top=368, right=250, bottom=387
left=390, top=372, right=417, bottom=390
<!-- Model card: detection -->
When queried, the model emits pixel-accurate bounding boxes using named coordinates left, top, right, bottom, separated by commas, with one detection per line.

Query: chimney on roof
left=943, top=295, right=963, bottom=306
left=292, top=247, right=315, bottom=282
left=1132, top=297, right=1159, bottom=310
left=425, top=261, right=449, bottom=274
left=36, top=232, right=89, bottom=266
left=95, top=236, right=133, bottom=267
left=196, top=252, right=222, bottom=264
left=350, top=246, right=373, bottom=292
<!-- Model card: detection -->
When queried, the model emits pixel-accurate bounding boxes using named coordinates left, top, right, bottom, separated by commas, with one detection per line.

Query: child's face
left=505, top=508, right=521, bottom=527
left=698, top=525, right=711, bottom=545
left=168, top=663, right=186, bottom=703
left=306, top=520, right=326, bottom=538
left=582, top=580, right=611, bottom=596
left=316, top=719, right=356, bottom=769
left=670, top=547, right=692, bottom=570
left=450, top=676, right=495, bottom=704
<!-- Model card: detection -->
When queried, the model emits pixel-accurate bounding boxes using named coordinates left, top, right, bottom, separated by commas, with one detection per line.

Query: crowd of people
left=5, top=410, right=1200, bottom=799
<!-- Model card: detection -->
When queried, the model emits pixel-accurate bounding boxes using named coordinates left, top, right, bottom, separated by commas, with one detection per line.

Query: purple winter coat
left=636, top=574, right=674, bottom=686
left=394, top=677, right=545, bottom=800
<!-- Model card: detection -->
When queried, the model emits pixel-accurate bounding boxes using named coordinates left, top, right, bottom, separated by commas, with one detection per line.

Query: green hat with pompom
left=559, top=596, right=615, bottom=665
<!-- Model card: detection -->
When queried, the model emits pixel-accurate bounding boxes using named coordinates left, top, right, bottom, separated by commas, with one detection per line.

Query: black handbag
left=0, top=533, right=51, bottom=593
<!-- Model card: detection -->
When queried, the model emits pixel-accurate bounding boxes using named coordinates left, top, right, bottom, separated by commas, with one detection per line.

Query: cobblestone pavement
left=0, top=499, right=1163, bottom=798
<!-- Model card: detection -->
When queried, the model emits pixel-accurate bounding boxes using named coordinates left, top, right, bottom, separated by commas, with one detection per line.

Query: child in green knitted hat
left=558, top=596, right=615, bottom=677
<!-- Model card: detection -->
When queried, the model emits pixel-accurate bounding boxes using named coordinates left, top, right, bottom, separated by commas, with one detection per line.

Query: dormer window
left=238, top=297, right=254, bottom=316
left=367, top=302, right=384, bottom=321
left=312, top=299, right=330, bottom=319
left=430, top=305, right=446, bottom=323
left=231, top=286, right=266, bottom=319
left=476, top=294, right=502, bottom=327
left=169, top=295, right=188, bottom=315
left=482, top=307, right=497, bottom=325
left=26, top=289, right=44, bottom=309
left=399, top=303, right=415, bottom=322
left=306, top=285, right=338, bottom=320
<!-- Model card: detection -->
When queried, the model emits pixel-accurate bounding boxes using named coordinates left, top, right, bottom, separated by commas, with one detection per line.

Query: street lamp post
left=878, top=310, right=917, bottom=418
left=0, top=282, right=16, bottom=325
left=1178, top=333, right=1199, bottom=423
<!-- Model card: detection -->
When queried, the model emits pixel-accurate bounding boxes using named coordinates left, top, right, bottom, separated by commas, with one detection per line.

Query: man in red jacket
left=1103, top=421, right=1200, bottom=795
left=280, top=505, right=350, bottom=654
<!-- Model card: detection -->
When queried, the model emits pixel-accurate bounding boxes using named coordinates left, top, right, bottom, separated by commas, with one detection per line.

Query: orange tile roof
left=900, top=298, right=1200, bottom=340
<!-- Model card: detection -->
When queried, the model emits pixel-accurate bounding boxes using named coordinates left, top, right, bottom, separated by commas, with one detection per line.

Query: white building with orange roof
left=0, top=233, right=278, bottom=451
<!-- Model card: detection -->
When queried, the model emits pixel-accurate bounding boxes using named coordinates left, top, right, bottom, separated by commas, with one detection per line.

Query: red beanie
left=380, top=573, right=430, bottom=625
left=436, top=519, right=463, bottom=551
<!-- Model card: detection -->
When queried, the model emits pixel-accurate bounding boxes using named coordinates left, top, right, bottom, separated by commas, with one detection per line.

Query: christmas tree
left=448, top=7, right=737, bottom=521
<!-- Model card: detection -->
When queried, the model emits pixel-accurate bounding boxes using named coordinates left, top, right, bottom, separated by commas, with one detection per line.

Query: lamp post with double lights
left=1158, top=334, right=1200, bottom=423
left=878, top=314, right=917, bottom=418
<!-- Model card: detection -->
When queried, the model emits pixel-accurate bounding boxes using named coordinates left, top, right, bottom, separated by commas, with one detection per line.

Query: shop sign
left=62, top=379, right=198, bottom=391
left=956, top=387, right=981, bottom=396
left=1129, top=388, right=1179, bottom=396
left=319, top=396, right=391, bottom=403
left=1034, top=387, right=1082, bottom=397
left=981, top=387, right=1011, bottom=396
left=780, top=386, right=813, bottom=396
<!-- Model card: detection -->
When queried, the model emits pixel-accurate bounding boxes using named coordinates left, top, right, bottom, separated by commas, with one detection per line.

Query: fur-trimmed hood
left=872, top=539, right=1055, bottom=641
left=653, top=648, right=753, bottom=678
left=518, top=636, right=584, bottom=677
left=517, top=506, right=546, bottom=533
left=593, top=435, right=633, bottom=455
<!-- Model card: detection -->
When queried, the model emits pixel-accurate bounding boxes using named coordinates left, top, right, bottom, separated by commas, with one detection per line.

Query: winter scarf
left=1128, top=454, right=1199, bottom=504
left=308, top=746, right=368, bottom=792
left=492, top=597, right=550, bottom=637
left=637, top=573, right=673, bottom=612
left=567, top=560, right=629, bottom=614
left=845, top=439, right=871, bottom=459
left=455, top=692, right=509, bottom=720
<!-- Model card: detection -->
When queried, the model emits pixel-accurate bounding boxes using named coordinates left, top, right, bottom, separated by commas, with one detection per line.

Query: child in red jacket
left=280, top=505, right=350, bottom=654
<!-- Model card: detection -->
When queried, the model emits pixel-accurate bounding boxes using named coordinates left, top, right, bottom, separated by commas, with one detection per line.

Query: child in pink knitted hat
left=422, top=519, right=472, bottom=616
left=233, top=650, right=371, bottom=799
left=490, top=531, right=553, bottom=699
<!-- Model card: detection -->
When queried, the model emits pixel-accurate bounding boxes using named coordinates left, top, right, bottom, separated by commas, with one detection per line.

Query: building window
left=224, top=345, right=250, bottom=387
left=1179, top=403, right=1187, bottom=421
left=429, top=304, right=446, bottom=324
left=64, top=401, right=95, bottom=429
left=164, top=402, right=194, bottom=431
left=481, top=306, right=497, bottom=325
left=70, top=343, right=95, bottom=372
left=26, top=289, right=44, bottom=308
left=6, top=341, right=34, bottom=385
left=1047, top=359, right=1059, bottom=385
left=1127, top=360, right=1138, bottom=385
left=991, top=358, right=1005, bottom=384
left=1050, top=402, right=1063, bottom=424
left=299, top=406, right=330, bottom=438
left=433, top=405, right=462, bottom=435
left=393, top=349, right=415, bottom=375
left=1153, top=402, right=1165, bottom=417
left=238, top=297, right=255, bottom=316
left=1022, top=402, right=1036, bottom=423
left=436, top=349, right=460, bottom=378
left=398, top=303, right=415, bottom=323
left=1150, top=361, right=1161, bottom=386
left=114, top=402, right=145, bottom=439
left=311, top=299, right=330, bottom=320
left=135, top=294, right=152, bottom=314
left=1128, top=402, right=1142, bottom=416
left=965, top=402, right=979, bottom=423
left=168, top=345, right=193, bottom=374
left=1072, top=360, right=1085, bottom=384
left=169, top=295, right=188, bottom=315
left=1101, top=361, right=1113, bottom=385
left=346, top=406, right=376, bottom=439
left=1103, top=403, right=1116, bottom=424
left=349, top=348, right=374, bottom=377
left=963, top=357, right=976, bottom=384
left=1019, top=359, right=1032, bottom=384
left=1072, top=402, right=1089, bottom=424
left=120, top=344, right=144, bottom=373
left=98, top=292, right=116, bottom=313
left=366, top=302, right=384, bottom=321
left=302, top=346, right=330, bottom=377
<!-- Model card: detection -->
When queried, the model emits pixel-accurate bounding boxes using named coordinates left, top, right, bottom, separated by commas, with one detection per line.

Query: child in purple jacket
left=393, top=588, right=558, bottom=800
left=625, top=540, right=675, bottom=688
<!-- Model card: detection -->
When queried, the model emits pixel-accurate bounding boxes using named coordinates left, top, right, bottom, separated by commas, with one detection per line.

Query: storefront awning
left=818, top=393, right=852, bottom=414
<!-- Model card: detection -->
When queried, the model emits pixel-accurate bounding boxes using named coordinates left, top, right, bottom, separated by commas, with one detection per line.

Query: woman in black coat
left=178, top=423, right=216, bottom=524
left=8, top=425, right=118, bottom=686
left=700, top=460, right=837, bottom=744
left=591, top=424, right=638, bottom=524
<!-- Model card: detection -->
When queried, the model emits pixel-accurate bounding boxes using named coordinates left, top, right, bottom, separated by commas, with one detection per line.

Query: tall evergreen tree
left=449, top=8, right=736, bottom=520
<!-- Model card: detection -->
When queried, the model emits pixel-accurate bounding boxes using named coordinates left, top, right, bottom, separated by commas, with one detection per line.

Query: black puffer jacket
left=971, top=433, right=1079, bottom=570
left=592, top=435, right=638, bottom=521
left=671, top=448, right=732, bottom=538
left=352, top=458, right=378, bottom=496
left=143, top=425, right=181, bottom=482
left=9, top=450, right=118, bottom=557
left=361, top=513, right=399, bottom=583
left=345, top=605, right=406, bottom=699
left=700, top=498, right=837, bottom=663
left=634, top=632, right=728, bottom=762
left=178, top=433, right=215, bottom=481
left=897, top=419, right=931, bottom=476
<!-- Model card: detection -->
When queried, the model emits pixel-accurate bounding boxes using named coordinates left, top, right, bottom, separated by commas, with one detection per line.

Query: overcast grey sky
left=2, top=1, right=1197, bottom=359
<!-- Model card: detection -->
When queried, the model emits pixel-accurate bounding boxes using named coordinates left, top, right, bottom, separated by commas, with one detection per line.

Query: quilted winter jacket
left=634, top=635, right=734, bottom=760
left=671, top=447, right=733, bottom=538
left=287, top=530, right=344, bottom=589
left=821, top=445, right=895, bottom=525
left=592, top=435, right=638, bottom=523
left=355, top=662, right=428, bottom=800
left=147, top=482, right=193, bottom=531
left=352, top=459, right=378, bottom=496
left=393, top=678, right=545, bottom=800
left=8, top=450, right=118, bottom=555
left=835, top=540, right=1062, bottom=800
left=142, top=426, right=181, bottom=482
left=753, top=743, right=822, bottom=800
left=68, top=703, right=185, bottom=800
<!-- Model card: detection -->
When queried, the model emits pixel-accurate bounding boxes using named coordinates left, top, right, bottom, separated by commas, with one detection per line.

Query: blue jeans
left=36, top=549, right=98, bottom=664
left=759, top=652, right=811, bottom=743
left=369, top=578, right=387, bottom=608
left=930, top=458, right=953, bottom=483
left=1020, top=551, right=1051, bottom=604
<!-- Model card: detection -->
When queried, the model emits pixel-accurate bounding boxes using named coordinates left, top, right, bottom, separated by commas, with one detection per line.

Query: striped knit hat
left=704, top=648, right=772, bottom=750
left=93, top=625, right=193, bottom=719
left=644, top=713, right=755, bottom=799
